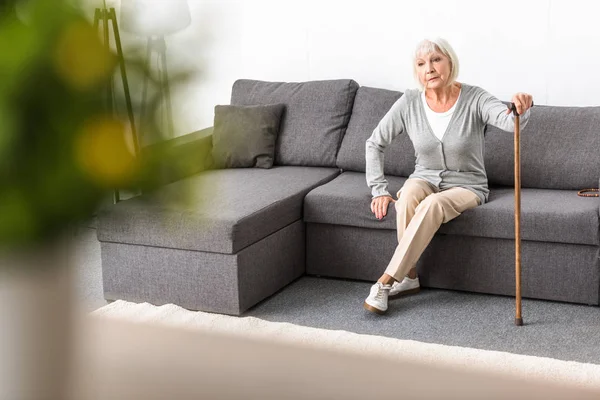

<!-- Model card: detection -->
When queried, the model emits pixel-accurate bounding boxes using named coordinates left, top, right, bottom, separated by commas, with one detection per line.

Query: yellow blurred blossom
left=75, top=117, right=138, bottom=186
left=54, top=21, right=115, bottom=90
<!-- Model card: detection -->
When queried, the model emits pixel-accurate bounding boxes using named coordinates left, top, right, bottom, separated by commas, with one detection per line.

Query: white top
left=421, top=89, right=462, bottom=141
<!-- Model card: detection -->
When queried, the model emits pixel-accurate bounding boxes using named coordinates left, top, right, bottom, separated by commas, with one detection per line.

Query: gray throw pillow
left=211, top=103, right=285, bottom=169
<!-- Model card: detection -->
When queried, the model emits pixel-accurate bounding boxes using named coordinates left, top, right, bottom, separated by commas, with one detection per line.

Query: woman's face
left=415, top=50, right=452, bottom=89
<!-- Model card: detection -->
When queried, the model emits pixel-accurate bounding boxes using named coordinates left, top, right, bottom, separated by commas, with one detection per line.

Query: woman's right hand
left=370, top=195, right=395, bottom=220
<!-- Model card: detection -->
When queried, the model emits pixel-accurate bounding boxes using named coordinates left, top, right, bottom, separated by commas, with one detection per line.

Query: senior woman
left=364, top=38, right=533, bottom=314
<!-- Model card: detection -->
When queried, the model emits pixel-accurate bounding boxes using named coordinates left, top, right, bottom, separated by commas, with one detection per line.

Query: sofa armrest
left=141, top=126, right=213, bottom=187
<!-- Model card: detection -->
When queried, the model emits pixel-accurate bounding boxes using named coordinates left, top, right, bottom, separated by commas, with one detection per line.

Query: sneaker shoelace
left=374, top=283, right=388, bottom=301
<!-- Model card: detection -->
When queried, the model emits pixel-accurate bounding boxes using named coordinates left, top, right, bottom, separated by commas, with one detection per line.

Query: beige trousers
left=384, top=178, right=481, bottom=281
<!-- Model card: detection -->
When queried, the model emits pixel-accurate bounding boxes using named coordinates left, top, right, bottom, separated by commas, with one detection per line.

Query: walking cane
left=510, top=101, right=531, bottom=327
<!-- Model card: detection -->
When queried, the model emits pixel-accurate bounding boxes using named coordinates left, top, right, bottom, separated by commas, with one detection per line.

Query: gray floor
left=75, top=227, right=600, bottom=365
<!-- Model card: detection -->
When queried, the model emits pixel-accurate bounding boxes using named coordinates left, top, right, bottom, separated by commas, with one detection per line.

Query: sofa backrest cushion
left=336, top=86, right=416, bottom=177
left=485, top=105, right=600, bottom=189
left=231, top=79, right=359, bottom=167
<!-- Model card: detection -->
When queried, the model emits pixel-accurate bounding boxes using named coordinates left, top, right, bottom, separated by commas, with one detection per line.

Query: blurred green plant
left=0, top=0, right=181, bottom=252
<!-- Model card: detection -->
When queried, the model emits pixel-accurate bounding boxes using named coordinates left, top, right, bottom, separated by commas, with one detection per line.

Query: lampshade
left=120, top=0, right=191, bottom=36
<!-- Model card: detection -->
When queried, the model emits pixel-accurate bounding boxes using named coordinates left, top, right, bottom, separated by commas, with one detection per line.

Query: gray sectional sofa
left=97, top=79, right=600, bottom=315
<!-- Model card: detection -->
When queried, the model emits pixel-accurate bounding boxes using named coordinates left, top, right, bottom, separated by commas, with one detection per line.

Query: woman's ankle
left=377, top=274, right=397, bottom=285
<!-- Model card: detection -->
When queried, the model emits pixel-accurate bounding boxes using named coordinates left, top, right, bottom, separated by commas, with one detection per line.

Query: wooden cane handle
left=510, top=101, right=535, bottom=116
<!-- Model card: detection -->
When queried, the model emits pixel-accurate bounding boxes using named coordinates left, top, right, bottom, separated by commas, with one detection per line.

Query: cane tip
left=515, top=317, right=523, bottom=326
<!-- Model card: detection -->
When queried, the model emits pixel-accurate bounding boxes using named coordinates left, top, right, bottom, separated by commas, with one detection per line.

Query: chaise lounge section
left=97, top=79, right=359, bottom=315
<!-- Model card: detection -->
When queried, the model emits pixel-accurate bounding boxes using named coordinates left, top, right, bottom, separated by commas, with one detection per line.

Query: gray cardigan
left=365, top=83, right=530, bottom=205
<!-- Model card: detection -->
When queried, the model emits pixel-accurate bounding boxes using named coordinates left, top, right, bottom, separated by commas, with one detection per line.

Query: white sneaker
left=389, top=276, right=420, bottom=300
left=363, top=282, right=392, bottom=314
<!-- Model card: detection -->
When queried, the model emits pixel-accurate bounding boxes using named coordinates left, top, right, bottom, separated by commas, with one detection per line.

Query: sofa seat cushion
left=98, top=167, right=340, bottom=254
left=303, top=172, right=599, bottom=246
left=440, top=187, right=599, bottom=245
left=304, top=172, right=407, bottom=230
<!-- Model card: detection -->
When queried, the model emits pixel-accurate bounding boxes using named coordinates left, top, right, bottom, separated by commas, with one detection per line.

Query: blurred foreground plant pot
left=0, top=238, right=73, bottom=400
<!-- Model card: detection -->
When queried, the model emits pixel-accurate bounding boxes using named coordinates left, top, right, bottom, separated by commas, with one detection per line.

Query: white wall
left=98, top=0, right=600, bottom=135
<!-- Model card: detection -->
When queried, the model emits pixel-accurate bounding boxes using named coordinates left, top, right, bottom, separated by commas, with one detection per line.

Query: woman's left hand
left=506, top=92, right=534, bottom=115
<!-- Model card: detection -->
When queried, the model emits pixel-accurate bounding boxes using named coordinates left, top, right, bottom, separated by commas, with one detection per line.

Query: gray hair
left=413, top=38, right=460, bottom=90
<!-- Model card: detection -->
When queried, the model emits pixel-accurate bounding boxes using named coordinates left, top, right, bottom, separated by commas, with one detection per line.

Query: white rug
left=93, top=300, right=600, bottom=391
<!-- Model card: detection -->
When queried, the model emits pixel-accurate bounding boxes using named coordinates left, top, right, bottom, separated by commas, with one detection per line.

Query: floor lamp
left=120, top=0, right=191, bottom=141
left=93, top=1, right=139, bottom=204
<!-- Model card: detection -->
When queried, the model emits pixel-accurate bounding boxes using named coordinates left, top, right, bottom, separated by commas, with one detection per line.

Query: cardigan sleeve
left=365, top=94, right=408, bottom=198
left=477, top=88, right=531, bottom=132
